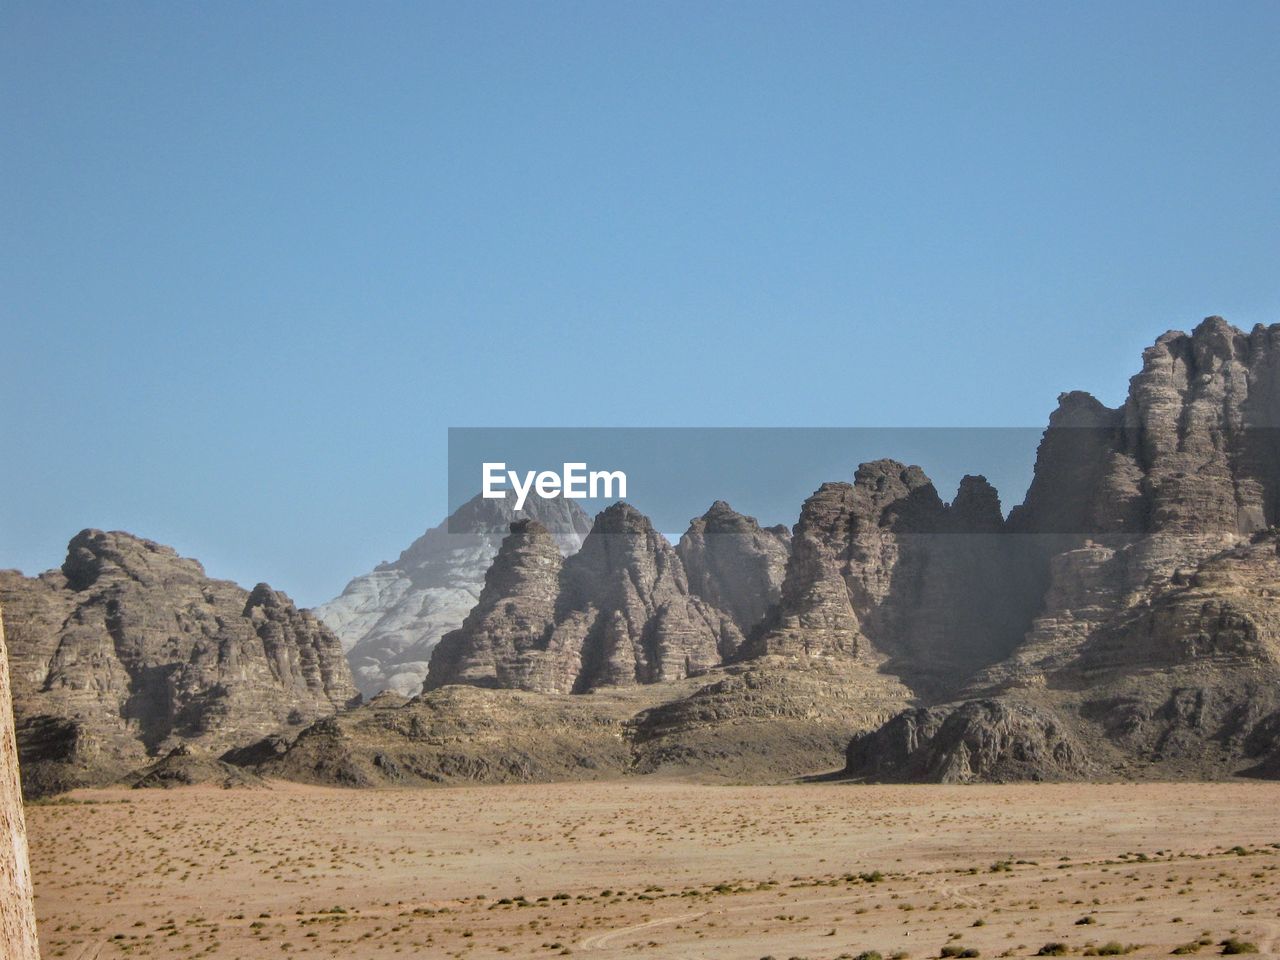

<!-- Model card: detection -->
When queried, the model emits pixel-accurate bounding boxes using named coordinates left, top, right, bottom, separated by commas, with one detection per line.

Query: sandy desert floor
left=24, top=780, right=1280, bottom=960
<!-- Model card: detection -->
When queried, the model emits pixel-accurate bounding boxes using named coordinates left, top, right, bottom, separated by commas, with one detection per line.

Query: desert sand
left=26, top=780, right=1280, bottom=960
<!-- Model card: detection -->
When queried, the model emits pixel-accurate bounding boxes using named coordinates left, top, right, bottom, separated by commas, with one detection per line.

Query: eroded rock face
left=747, top=464, right=1030, bottom=695
left=424, top=519, right=566, bottom=692
left=559, top=502, right=743, bottom=690
left=852, top=318, right=1280, bottom=781
left=427, top=504, right=743, bottom=694
left=676, top=501, right=790, bottom=636
left=975, top=319, right=1280, bottom=692
left=0, top=530, right=357, bottom=796
left=316, top=494, right=591, bottom=698
left=844, top=699, right=1092, bottom=783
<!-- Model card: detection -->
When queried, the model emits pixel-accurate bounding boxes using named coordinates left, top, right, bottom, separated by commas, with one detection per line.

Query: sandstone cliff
left=749, top=463, right=1031, bottom=696
left=0, top=530, right=357, bottom=796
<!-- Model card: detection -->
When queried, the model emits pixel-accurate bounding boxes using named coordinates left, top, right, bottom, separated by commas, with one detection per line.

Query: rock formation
left=0, top=608, right=40, bottom=959
left=427, top=503, right=743, bottom=694
left=851, top=318, right=1280, bottom=781
left=844, top=699, right=1091, bottom=783
left=10, top=315, right=1280, bottom=794
left=676, top=500, right=790, bottom=635
left=316, top=493, right=591, bottom=698
left=421, top=518, right=567, bottom=692
left=0, top=530, right=357, bottom=796
left=232, top=320, right=1280, bottom=789
left=748, top=463, right=1030, bottom=695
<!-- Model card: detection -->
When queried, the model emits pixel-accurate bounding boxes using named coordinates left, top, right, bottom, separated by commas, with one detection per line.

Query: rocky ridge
left=427, top=502, right=746, bottom=694
left=7, top=316, right=1280, bottom=793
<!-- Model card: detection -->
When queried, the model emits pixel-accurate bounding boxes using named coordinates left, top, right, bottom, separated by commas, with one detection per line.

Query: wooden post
left=0, top=607, right=40, bottom=959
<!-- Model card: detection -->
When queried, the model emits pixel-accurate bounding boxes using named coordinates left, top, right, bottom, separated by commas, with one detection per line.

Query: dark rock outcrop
left=127, top=745, right=267, bottom=790
left=0, top=530, right=357, bottom=796
left=845, top=699, right=1092, bottom=783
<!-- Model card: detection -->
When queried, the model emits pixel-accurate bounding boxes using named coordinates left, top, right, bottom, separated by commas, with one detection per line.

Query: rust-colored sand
left=27, top=780, right=1280, bottom=959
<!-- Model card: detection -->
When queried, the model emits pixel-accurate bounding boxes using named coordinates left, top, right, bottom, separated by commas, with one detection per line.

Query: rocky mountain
left=426, top=502, right=744, bottom=694
left=316, top=493, right=591, bottom=699
left=848, top=317, right=1280, bottom=782
left=10, top=316, right=1280, bottom=795
left=0, top=529, right=357, bottom=796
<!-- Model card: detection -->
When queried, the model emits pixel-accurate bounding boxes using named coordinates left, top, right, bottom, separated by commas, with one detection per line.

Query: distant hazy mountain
left=314, top=493, right=592, bottom=698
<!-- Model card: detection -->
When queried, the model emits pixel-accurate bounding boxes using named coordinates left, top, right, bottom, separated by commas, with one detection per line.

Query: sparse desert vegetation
left=25, top=780, right=1280, bottom=959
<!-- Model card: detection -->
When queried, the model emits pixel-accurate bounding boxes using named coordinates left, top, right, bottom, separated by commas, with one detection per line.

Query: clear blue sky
left=3, top=1, right=1278, bottom=607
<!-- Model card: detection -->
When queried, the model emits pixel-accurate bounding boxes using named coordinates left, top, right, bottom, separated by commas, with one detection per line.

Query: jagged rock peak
left=406, top=491, right=592, bottom=554
left=949, top=475, right=1004, bottom=532
left=677, top=501, right=790, bottom=635
left=423, top=520, right=565, bottom=692
left=584, top=500, right=656, bottom=536
left=427, top=501, right=742, bottom=694
left=476, top=520, right=563, bottom=605
left=1049, top=390, right=1120, bottom=427
left=852, top=460, right=945, bottom=531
